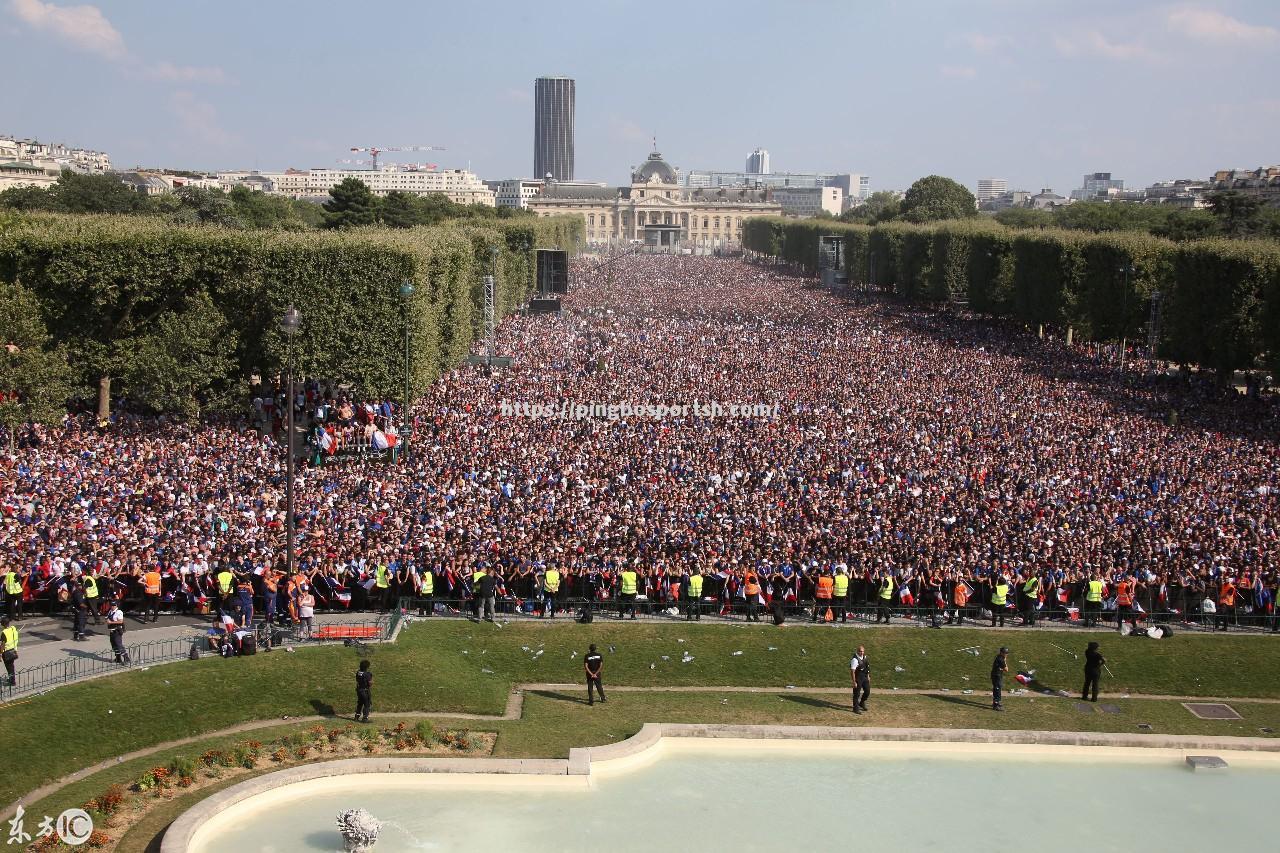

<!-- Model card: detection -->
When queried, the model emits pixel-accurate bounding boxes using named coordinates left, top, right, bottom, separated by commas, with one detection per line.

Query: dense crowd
left=2, top=256, right=1278, bottom=637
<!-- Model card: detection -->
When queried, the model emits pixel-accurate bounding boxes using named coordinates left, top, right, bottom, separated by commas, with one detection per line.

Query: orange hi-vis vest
left=1219, top=582, right=1236, bottom=607
left=144, top=570, right=162, bottom=595
left=1116, top=580, right=1134, bottom=607
left=744, top=572, right=761, bottom=597
left=815, top=576, right=834, bottom=600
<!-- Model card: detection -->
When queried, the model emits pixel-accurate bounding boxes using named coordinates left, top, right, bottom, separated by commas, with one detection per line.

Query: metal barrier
left=0, top=633, right=204, bottom=702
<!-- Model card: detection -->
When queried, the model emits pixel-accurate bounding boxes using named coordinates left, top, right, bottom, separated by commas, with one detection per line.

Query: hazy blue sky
left=3, top=0, right=1277, bottom=194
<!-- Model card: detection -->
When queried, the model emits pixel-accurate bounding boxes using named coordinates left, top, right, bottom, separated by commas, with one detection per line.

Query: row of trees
left=0, top=214, right=582, bottom=427
left=742, top=217, right=1280, bottom=377
left=994, top=194, right=1280, bottom=241
left=0, top=171, right=529, bottom=232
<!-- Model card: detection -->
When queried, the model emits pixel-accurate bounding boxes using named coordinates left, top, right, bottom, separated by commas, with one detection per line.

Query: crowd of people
left=1, top=256, right=1277, bottom=643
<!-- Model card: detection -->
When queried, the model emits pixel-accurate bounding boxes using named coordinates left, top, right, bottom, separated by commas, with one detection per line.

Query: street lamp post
left=1118, top=263, right=1136, bottom=370
left=399, top=280, right=414, bottom=440
left=280, top=305, right=301, bottom=580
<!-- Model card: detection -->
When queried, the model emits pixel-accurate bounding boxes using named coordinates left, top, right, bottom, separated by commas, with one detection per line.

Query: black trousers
left=72, top=608, right=86, bottom=638
left=745, top=595, right=759, bottom=621
left=853, top=677, right=870, bottom=710
left=992, top=676, right=1003, bottom=708
left=877, top=599, right=892, bottom=623
left=418, top=592, right=432, bottom=616
left=619, top=593, right=635, bottom=619
left=684, top=595, right=700, bottom=620
left=833, top=594, right=848, bottom=622
left=1215, top=606, right=1232, bottom=631
left=991, top=606, right=1005, bottom=627
left=356, top=689, right=372, bottom=720
left=587, top=676, right=605, bottom=705
left=3, top=653, right=15, bottom=685
left=110, top=628, right=129, bottom=663
left=1084, top=601, right=1100, bottom=626
left=86, top=598, right=101, bottom=624
left=144, top=594, right=160, bottom=622
left=772, top=598, right=786, bottom=625
left=812, top=598, right=832, bottom=621
left=1082, top=670, right=1100, bottom=702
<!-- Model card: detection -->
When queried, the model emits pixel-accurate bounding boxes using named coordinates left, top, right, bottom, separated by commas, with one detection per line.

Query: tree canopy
left=899, top=175, right=978, bottom=223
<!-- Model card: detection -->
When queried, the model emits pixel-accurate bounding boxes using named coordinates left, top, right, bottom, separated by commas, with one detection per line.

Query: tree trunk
left=97, top=375, right=111, bottom=425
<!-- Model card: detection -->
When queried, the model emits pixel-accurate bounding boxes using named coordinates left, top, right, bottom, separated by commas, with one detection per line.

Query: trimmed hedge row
left=0, top=214, right=582, bottom=415
left=742, top=217, right=1280, bottom=375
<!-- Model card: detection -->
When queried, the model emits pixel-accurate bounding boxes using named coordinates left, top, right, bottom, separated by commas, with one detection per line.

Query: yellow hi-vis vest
left=543, top=570, right=560, bottom=592
left=992, top=583, right=1009, bottom=606
left=1086, top=580, right=1103, bottom=603
left=879, top=577, right=894, bottom=600
left=376, top=565, right=389, bottom=589
left=688, top=574, right=703, bottom=597
left=1023, top=577, right=1040, bottom=596
left=833, top=575, right=849, bottom=597
left=5, top=571, right=22, bottom=596
left=620, top=570, right=638, bottom=595
left=421, top=571, right=434, bottom=594
left=84, top=575, right=99, bottom=599
left=217, top=571, right=234, bottom=594
left=0, top=624, right=16, bottom=652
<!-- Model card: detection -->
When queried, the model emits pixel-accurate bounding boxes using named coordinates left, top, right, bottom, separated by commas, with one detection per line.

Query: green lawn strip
left=71, top=690, right=1280, bottom=853
left=3, top=621, right=1275, bottom=807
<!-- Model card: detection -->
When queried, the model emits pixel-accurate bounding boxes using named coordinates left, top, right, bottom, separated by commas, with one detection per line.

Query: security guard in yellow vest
left=833, top=567, right=850, bottom=623
left=542, top=567, right=561, bottom=619
left=1021, top=572, right=1041, bottom=627
left=417, top=566, right=434, bottom=617
left=875, top=573, right=894, bottom=624
left=0, top=616, right=17, bottom=686
left=4, top=568, right=24, bottom=620
left=216, top=567, right=235, bottom=616
left=991, top=578, right=1010, bottom=627
left=470, top=566, right=486, bottom=618
left=375, top=563, right=390, bottom=612
left=685, top=569, right=704, bottom=621
left=619, top=567, right=639, bottom=620
left=1084, top=574, right=1104, bottom=628
left=83, top=572, right=101, bottom=625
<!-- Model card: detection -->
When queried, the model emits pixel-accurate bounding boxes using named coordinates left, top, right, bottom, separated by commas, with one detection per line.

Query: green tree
left=380, top=190, right=424, bottom=228
left=900, top=176, right=977, bottom=223
left=169, top=186, right=243, bottom=227
left=0, top=184, right=57, bottom=212
left=322, top=178, right=380, bottom=228
left=229, top=185, right=318, bottom=230
left=993, top=208, right=1053, bottom=229
left=1151, top=208, right=1219, bottom=242
left=119, top=291, right=238, bottom=418
left=0, top=280, right=73, bottom=450
left=1205, top=191, right=1264, bottom=238
left=48, top=170, right=145, bottom=214
left=840, top=190, right=901, bottom=224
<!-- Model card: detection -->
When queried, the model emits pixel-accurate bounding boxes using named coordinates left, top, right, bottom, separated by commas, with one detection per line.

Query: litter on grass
left=732, top=651, right=743, bottom=656
left=894, top=665, right=905, bottom=672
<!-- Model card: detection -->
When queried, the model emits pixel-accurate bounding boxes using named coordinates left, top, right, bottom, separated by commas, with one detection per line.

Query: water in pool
left=191, top=745, right=1274, bottom=852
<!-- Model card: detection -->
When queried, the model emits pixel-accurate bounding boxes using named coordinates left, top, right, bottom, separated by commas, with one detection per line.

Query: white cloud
left=169, top=91, right=236, bottom=147
left=1166, top=6, right=1278, bottom=44
left=961, top=32, right=1003, bottom=54
left=1053, top=31, right=1155, bottom=61
left=940, top=64, right=977, bottom=79
left=9, top=0, right=227, bottom=83
left=9, top=0, right=126, bottom=59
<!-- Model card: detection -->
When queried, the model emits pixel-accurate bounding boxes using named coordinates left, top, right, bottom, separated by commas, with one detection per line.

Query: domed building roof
left=632, top=150, right=677, bottom=185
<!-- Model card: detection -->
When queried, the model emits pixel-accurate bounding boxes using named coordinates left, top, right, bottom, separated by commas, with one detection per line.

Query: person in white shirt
left=850, top=646, right=870, bottom=714
left=107, top=600, right=129, bottom=665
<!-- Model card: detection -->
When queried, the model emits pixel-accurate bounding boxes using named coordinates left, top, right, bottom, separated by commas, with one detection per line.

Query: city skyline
left=2, top=0, right=1278, bottom=193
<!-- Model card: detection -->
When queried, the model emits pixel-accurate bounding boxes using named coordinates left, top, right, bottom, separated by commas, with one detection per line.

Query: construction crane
left=348, top=145, right=446, bottom=170
left=335, top=159, right=373, bottom=167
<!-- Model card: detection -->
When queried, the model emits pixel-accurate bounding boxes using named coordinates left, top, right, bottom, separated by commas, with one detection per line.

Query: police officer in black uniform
left=992, top=646, right=1009, bottom=711
left=1082, top=641, right=1105, bottom=702
left=584, top=644, right=606, bottom=706
left=355, top=659, right=373, bottom=723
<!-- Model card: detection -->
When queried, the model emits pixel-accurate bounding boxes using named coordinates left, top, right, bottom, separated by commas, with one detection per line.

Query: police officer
left=107, top=597, right=129, bottom=665
left=0, top=616, right=18, bottom=686
left=992, top=646, right=1009, bottom=711
left=355, top=659, right=373, bottom=723
left=684, top=567, right=704, bottom=621
left=1082, top=641, right=1105, bottom=702
left=584, top=644, right=606, bottom=706
left=850, top=645, right=870, bottom=714
left=69, top=580, right=88, bottom=641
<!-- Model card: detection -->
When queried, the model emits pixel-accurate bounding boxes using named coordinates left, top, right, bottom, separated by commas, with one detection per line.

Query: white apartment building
left=0, top=136, right=111, bottom=173
left=0, top=158, right=60, bottom=191
left=486, top=178, right=544, bottom=209
left=976, top=178, right=1007, bottom=201
left=775, top=186, right=843, bottom=218
left=267, top=167, right=495, bottom=206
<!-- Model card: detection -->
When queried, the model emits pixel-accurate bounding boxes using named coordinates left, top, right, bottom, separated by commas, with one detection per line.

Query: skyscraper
left=745, top=148, right=770, bottom=175
left=534, top=77, right=575, bottom=182
left=976, top=178, right=1008, bottom=201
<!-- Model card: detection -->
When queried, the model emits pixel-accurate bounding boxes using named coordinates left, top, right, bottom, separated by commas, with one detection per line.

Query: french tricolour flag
left=317, top=428, right=335, bottom=454
left=371, top=426, right=399, bottom=451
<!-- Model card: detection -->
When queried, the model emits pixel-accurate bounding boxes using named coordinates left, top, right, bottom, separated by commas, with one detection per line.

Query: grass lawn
left=4, top=620, right=1277, bottom=810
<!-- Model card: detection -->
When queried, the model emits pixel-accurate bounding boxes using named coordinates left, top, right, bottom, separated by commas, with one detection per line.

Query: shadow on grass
left=309, top=699, right=336, bottom=717
left=529, top=689, right=590, bottom=706
left=923, top=693, right=991, bottom=710
left=778, top=694, right=850, bottom=713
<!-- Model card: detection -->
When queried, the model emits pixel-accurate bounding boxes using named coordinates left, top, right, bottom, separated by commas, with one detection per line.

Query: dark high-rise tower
left=534, top=77, right=575, bottom=182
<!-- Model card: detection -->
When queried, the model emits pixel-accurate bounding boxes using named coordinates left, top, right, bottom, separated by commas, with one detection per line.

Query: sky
left=2, top=0, right=1278, bottom=194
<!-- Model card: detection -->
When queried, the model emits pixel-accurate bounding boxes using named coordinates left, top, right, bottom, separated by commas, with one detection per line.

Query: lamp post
left=1118, top=263, right=1136, bottom=370
left=280, top=305, right=301, bottom=580
left=399, top=280, right=414, bottom=439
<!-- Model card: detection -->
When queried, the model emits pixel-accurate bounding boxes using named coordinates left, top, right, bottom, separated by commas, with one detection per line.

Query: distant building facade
left=1071, top=172, right=1124, bottom=201
left=775, top=186, right=843, bottom=217
left=528, top=149, right=781, bottom=250
left=263, top=167, right=495, bottom=205
left=745, top=148, right=770, bottom=174
left=534, top=77, right=575, bottom=182
left=976, top=178, right=1007, bottom=201
left=1210, top=166, right=1280, bottom=206
left=486, top=178, right=545, bottom=209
